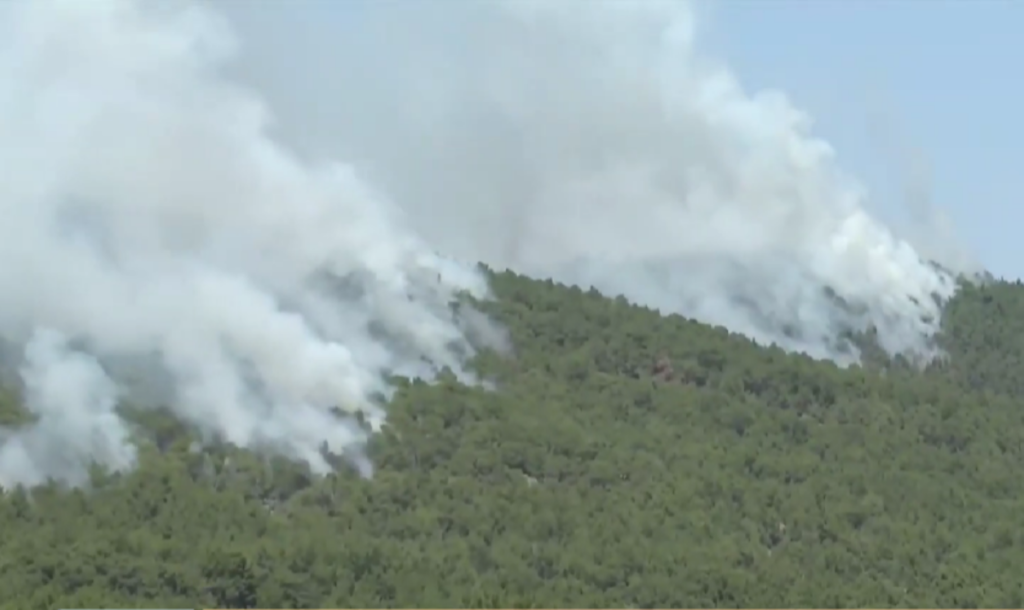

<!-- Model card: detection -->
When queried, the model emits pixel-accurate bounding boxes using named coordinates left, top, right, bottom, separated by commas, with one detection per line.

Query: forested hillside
left=2, top=270, right=1024, bottom=608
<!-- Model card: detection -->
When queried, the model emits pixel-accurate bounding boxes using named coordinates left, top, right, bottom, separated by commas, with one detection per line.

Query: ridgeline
left=2, top=270, right=1024, bottom=608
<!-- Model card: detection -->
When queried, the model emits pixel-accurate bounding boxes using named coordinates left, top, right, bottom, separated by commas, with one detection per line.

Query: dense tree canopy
left=2, top=270, right=1024, bottom=608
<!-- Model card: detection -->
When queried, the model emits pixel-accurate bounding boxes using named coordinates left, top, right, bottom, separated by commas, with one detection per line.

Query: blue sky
left=703, top=0, right=1024, bottom=280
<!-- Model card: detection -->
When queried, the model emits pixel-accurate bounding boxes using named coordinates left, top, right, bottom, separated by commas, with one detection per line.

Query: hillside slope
left=1, top=270, right=1024, bottom=608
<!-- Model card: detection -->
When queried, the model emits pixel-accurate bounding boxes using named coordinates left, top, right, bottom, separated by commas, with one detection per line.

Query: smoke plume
left=0, top=0, right=973, bottom=487
left=0, top=0, right=503, bottom=488
left=221, top=0, right=974, bottom=360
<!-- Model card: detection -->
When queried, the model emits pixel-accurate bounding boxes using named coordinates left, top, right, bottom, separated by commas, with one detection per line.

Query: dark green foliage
left=2, top=270, right=1024, bottom=608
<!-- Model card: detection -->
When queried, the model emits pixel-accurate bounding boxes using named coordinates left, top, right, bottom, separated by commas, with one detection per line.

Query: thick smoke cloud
left=222, top=0, right=975, bottom=361
left=0, top=0, right=973, bottom=487
left=0, top=0, right=504, bottom=488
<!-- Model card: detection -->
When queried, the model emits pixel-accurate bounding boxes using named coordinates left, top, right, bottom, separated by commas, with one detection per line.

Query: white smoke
left=0, top=328, right=134, bottom=488
left=0, top=0, right=974, bottom=487
left=220, top=0, right=974, bottom=362
left=0, top=0, right=504, bottom=488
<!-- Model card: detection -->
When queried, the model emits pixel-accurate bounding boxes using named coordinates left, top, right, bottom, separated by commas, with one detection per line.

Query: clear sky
left=702, top=0, right=1024, bottom=280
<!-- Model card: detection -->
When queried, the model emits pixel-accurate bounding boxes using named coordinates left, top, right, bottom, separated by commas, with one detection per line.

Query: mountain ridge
left=0, top=267, right=1021, bottom=607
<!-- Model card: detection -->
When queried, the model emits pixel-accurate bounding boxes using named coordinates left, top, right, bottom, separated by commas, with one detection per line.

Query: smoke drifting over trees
left=0, top=0, right=980, bottom=487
